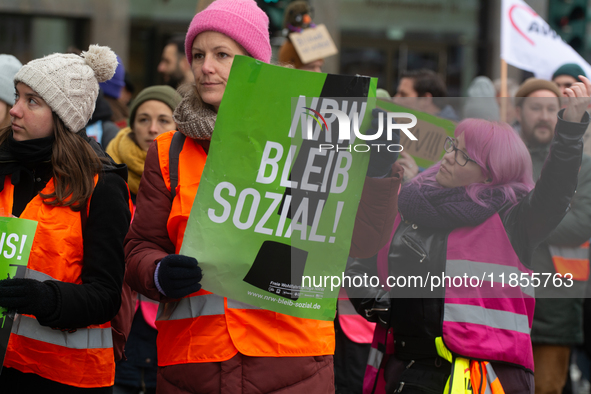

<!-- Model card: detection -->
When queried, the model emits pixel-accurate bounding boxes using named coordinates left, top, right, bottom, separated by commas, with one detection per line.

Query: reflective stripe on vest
left=154, top=131, right=335, bottom=366
left=13, top=315, right=112, bottom=350
left=1, top=176, right=115, bottom=388
left=444, top=303, right=530, bottom=334
left=367, top=346, right=383, bottom=370
left=226, top=298, right=261, bottom=310
left=362, top=324, right=393, bottom=394
left=156, top=296, right=260, bottom=322
left=17, top=268, right=114, bottom=349
left=139, top=293, right=159, bottom=305
left=443, top=213, right=534, bottom=371
left=549, top=242, right=590, bottom=281
left=156, top=293, right=225, bottom=321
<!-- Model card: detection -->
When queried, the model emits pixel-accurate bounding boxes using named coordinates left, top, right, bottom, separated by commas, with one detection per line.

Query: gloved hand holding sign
left=0, top=278, right=58, bottom=320
left=155, top=254, right=203, bottom=299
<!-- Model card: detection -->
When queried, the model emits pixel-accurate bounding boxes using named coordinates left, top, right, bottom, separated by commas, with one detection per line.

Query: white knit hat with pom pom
left=14, top=45, right=118, bottom=132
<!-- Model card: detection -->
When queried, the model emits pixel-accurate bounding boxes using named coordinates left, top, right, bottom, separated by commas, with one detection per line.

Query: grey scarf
left=173, top=85, right=217, bottom=140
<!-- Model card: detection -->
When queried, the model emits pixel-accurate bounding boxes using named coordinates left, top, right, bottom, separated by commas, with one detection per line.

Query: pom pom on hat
left=81, top=45, right=118, bottom=83
left=185, top=0, right=271, bottom=64
left=14, top=45, right=119, bottom=132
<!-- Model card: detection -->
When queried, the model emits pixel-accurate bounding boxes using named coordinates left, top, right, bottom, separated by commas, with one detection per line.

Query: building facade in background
left=2, top=0, right=580, bottom=98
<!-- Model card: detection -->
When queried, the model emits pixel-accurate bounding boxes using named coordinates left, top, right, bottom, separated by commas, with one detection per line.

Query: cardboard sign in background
left=376, top=98, right=456, bottom=168
left=289, top=24, right=338, bottom=64
left=397, top=118, right=449, bottom=162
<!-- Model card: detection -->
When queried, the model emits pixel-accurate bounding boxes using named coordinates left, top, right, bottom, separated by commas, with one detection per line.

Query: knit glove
left=366, top=108, right=401, bottom=178
left=155, top=254, right=202, bottom=299
left=0, top=278, right=58, bottom=319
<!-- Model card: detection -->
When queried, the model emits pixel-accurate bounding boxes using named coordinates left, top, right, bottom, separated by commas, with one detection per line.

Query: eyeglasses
left=443, top=137, right=478, bottom=167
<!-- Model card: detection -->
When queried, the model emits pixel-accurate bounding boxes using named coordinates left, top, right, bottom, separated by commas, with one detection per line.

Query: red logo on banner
left=509, top=4, right=537, bottom=45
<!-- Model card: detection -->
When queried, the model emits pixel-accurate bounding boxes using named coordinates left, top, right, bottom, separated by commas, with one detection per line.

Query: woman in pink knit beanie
left=182, top=0, right=271, bottom=114
left=124, top=1, right=335, bottom=393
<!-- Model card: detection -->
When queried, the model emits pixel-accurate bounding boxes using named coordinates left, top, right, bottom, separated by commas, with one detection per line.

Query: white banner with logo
left=501, top=0, right=591, bottom=80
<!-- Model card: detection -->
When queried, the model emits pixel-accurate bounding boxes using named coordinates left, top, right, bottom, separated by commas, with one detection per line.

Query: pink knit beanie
left=185, top=0, right=271, bottom=64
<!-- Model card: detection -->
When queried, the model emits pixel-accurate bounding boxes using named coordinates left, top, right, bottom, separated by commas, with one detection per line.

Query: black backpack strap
left=80, top=205, right=87, bottom=230
left=169, top=132, right=186, bottom=200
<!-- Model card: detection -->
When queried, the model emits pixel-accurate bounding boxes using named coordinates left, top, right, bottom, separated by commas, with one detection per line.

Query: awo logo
left=289, top=97, right=418, bottom=153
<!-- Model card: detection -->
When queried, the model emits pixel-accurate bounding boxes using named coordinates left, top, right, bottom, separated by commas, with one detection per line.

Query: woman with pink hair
left=347, top=78, right=591, bottom=393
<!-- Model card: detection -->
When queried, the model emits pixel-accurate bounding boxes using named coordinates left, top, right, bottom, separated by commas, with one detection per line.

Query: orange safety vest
left=470, top=360, right=506, bottom=394
left=155, top=131, right=335, bottom=366
left=549, top=241, right=590, bottom=281
left=1, top=176, right=115, bottom=388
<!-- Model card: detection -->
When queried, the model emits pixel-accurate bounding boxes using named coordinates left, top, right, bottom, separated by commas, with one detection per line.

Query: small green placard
left=376, top=99, right=456, bottom=169
left=0, top=217, right=38, bottom=318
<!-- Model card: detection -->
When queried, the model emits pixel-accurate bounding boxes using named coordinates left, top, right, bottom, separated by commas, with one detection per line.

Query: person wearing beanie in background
left=109, top=85, right=181, bottom=394
left=462, top=76, right=500, bottom=121
left=100, top=55, right=129, bottom=129
left=107, top=85, right=181, bottom=205
left=552, top=63, right=587, bottom=98
left=515, top=77, right=591, bottom=394
left=124, top=0, right=339, bottom=392
left=0, top=55, right=22, bottom=129
left=0, top=45, right=132, bottom=392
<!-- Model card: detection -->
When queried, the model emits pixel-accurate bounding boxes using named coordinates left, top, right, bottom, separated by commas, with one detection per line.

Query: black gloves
left=0, top=278, right=58, bottom=319
left=156, top=254, right=203, bottom=299
left=366, top=108, right=401, bottom=178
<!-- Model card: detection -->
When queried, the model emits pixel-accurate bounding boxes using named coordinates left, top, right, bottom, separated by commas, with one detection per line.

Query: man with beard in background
left=157, top=36, right=194, bottom=88
left=516, top=78, right=591, bottom=394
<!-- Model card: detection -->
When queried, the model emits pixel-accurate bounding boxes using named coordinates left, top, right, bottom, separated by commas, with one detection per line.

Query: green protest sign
left=0, top=217, right=38, bottom=309
left=0, top=216, right=38, bottom=371
left=180, top=56, right=377, bottom=321
left=377, top=98, right=456, bottom=169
